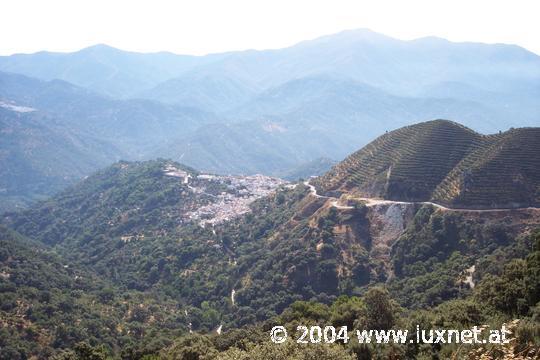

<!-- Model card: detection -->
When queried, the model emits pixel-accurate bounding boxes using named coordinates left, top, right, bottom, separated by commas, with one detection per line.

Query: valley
left=0, top=23, right=539, bottom=359
left=1, top=120, right=538, bottom=359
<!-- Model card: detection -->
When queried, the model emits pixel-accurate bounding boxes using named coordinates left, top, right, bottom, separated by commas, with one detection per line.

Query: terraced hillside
left=432, top=127, right=540, bottom=208
left=317, top=120, right=540, bottom=208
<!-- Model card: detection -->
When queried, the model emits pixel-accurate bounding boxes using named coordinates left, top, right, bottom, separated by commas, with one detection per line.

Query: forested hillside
left=2, top=124, right=539, bottom=357
left=1, top=2, right=539, bottom=358
left=0, top=226, right=189, bottom=359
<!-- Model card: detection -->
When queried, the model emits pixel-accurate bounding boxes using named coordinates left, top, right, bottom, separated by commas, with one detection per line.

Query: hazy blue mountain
left=0, top=71, right=220, bottom=209
left=137, top=73, right=259, bottom=112
left=157, top=29, right=540, bottom=95
left=277, top=157, right=337, bottom=180
left=0, top=44, right=227, bottom=98
left=2, top=29, right=538, bottom=120
left=416, top=79, right=540, bottom=126
left=153, top=76, right=515, bottom=175
left=231, top=76, right=513, bottom=131
left=0, top=106, right=122, bottom=212
left=0, top=71, right=219, bottom=155
left=139, top=29, right=540, bottom=128
left=153, top=121, right=323, bottom=175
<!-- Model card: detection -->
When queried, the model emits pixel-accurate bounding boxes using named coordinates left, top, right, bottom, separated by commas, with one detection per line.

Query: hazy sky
left=0, top=0, right=539, bottom=56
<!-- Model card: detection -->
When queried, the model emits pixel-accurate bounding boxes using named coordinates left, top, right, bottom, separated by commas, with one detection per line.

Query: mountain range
left=1, top=120, right=539, bottom=358
left=0, top=28, right=539, bottom=210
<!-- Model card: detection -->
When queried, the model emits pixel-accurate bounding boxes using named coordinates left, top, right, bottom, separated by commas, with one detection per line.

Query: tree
left=330, top=296, right=365, bottom=328
left=219, top=340, right=355, bottom=360
left=525, top=232, right=540, bottom=306
left=52, top=342, right=108, bottom=360
left=162, top=334, right=218, bottom=360
left=475, top=259, right=528, bottom=315
left=363, top=287, right=395, bottom=330
left=97, top=287, right=115, bottom=304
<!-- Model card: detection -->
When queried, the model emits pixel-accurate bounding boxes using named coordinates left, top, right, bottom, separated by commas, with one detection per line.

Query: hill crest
left=316, top=120, right=540, bottom=209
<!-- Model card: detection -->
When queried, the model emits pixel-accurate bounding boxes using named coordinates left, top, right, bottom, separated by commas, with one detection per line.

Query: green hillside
left=3, top=160, right=201, bottom=247
left=0, top=226, right=189, bottom=359
left=2, top=151, right=540, bottom=358
left=432, top=127, right=540, bottom=208
left=317, top=120, right=540, bottom=208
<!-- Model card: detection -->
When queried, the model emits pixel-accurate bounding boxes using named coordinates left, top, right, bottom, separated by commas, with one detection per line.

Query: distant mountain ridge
left=0, top=104, right=123, bottom=212
left=152, top=75, right=524, bottom=176
left=1, top=29, right=539, bottom=113
left=0, top=44, right=228, bottom=98
left=317, top=120, right=540, bottom=208
left=137, top=73, right=259, bottom=113
left=2, top=28, right=538, bottom=133
left=0, top=71, right=218, bottom=210
left=1, top=29, right=539, bottom=211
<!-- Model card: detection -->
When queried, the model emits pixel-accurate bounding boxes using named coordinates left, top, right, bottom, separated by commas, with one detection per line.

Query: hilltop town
left=163, top=164, right=286, bottom=226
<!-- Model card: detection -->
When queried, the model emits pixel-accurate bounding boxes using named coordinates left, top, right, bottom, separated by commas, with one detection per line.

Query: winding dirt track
left=304, top=181, right=540, bottom=213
